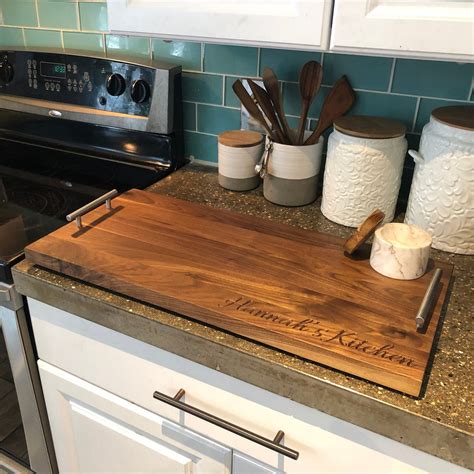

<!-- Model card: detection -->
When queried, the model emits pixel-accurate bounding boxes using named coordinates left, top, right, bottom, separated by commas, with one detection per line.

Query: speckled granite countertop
left=13, top=163, right=473, bottom=469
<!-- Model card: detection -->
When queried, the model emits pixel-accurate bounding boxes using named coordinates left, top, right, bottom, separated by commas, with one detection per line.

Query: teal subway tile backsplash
left=323, top=53, right=393, bottom=91
left=24, top=29, right=62, bottom=48
left=63, top=32, right=104, bottom=52
left=0, top=0, right=472, bottom=165
left=392, top=59, right=473, bottom=100
left=0, top=1, right=37, bottom=27
left=0, top=27, right=25, bottom=47
left=351, top=91, right=418, bottom=128
left=197, top=104, right=240, bottom=135
left=152, top=40, right=201, bottom=72
left=259, top=48, right=321, bottom=82
left=38, top=1, right=79, bottom=30
left=79, top=2, right=108, bottom=32
left=224, top=76, right=240, bottom=108
left=106, top=35, right=150, bottom=58
left=204, top=44, right=258, bottom=76
left=182, top=73, right=222, bottom=105
left=185, top=132, right=217, bottom=162
left=183, top=102, right=196, bottom=131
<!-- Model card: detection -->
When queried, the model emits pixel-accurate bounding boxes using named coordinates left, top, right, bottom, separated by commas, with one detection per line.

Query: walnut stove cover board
left=25, top=190, right=453, bottom=396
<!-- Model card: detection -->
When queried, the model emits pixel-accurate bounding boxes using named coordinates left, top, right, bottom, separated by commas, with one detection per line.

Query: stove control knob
left=0, top=60, right=14, bottom=85
left=131, top=79, right=150, bottom=104
left=106, top=73, right=126, bottom=96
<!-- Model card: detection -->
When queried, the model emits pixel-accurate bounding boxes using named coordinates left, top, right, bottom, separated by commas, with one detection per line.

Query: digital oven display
left=40, top=62, right=66, bottom=79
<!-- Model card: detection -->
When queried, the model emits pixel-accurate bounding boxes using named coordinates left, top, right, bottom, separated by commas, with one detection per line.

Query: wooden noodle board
left=25, top=190, right=453, bottom=396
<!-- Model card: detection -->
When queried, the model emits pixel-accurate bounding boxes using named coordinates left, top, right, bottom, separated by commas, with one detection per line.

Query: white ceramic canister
left=321, top=116, right=407, bottom=227
left=218, top=130, right=264, bottom=191
left=405, top=106, right=474, bottom=255
left=263, top=132, right=324, bottom=207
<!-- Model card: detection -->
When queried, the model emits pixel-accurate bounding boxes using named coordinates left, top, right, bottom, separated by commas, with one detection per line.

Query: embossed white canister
left=218, top=130, right=264, bottom=191
left=405, top=106, right=474, bottom=255
left=321, top=116, right=407, bottom=227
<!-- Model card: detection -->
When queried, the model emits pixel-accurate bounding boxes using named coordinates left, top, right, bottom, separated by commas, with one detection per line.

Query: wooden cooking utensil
left=262, top=67, right=293, bottom=144
left=304, top=75, right=356, bottom=146
left=247, top=79, right=288, bottom=144
left=232, top=79, right=277, bottom=142
left=296, top=61, right=322, bottom=145
left=343, top=209, right=385, bottom=254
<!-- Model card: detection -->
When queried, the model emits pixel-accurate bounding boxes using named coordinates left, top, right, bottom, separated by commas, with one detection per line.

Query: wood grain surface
left=25, top=190, right=454, bottom=396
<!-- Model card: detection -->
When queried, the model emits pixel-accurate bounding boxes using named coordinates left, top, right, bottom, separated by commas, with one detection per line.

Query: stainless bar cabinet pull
left=416, top=268, right=443, bottom=330
left=153, top=389, right=299, bottom=460
left=66, top=189, right=119, bottom=229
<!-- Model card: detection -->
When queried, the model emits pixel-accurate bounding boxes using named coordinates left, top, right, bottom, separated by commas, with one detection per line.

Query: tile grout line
left=221, top=75, right=225, bottom=106
left=34, top=0, right=41, bottom=28
left=256, top=47, right=261, bottom=77
left=387, top=58, right=396, bottom=92
left=75, top=2, right=81, bottom=31
left=200, top=43, right=204, bottom=72
left=195, top=102, right=199, bottom=131
left=411, top=97, right=421, bottom=132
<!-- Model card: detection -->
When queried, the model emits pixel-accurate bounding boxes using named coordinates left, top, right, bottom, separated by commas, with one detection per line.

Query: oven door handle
left=66, top=189, right=118, bottom=229
left=153, top=388, right=299, bottom=460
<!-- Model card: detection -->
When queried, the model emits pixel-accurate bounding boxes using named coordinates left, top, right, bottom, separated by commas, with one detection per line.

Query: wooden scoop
left=304, top=75, right=356, bottom=146
left=262, top=67, right=293, bottom=144
left=232, top=79, right=277, bottom=142
left=296, top=61, right=322, bottom=145
left=343, top=209, right=385, bottom=254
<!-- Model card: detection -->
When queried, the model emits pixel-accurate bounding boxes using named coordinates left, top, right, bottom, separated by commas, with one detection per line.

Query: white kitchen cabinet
left=30, top=298, right=469, bottom=473
left=107, top=0, right=333, bottom=51
left=330, top=0, right=474, bottom=61
left=38, top=361, right=233, bottom=473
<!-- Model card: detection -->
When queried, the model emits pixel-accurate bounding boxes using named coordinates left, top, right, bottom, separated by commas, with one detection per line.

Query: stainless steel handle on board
left=416, top=268, right=443, bottom=330
left=66, top=189, right=118, bottom=229
left=153, top=389, right=299, bottom=460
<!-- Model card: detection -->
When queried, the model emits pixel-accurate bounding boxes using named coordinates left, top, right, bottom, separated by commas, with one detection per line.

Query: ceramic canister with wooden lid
left=218, top=130, right=264, bottom=191
left=405, top=105, right=474, bottom=255
left=321, top=116, right=407, bottom=227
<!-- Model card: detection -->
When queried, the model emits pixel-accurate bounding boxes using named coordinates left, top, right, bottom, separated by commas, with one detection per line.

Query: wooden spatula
left=304, top=75, right=356, bottom=146
left=232, top=79, right=277, bottom=142
left=296, top=61, right=322, bottom=145
left=247, top=79, right=288, bottom=144
left=262, top=67, right=293, bottom=144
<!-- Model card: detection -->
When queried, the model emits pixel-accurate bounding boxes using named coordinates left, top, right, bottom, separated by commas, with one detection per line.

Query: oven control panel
left=0, top=50, right=158, bottom=117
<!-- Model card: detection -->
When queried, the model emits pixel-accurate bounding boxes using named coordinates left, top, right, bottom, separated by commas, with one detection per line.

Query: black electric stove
left=0, top=48, right=183, bottom=284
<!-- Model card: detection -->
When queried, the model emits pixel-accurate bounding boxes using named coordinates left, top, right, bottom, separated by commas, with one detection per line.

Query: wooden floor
left=0, top=330, right=28, bottom=466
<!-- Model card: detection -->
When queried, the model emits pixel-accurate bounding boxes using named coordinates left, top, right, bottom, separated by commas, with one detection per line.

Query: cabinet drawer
left=29, top=298, right=466, bottom=473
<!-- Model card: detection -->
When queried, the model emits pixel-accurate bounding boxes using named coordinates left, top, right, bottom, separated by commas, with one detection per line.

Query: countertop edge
left=12, top=262, right=474, bottom=470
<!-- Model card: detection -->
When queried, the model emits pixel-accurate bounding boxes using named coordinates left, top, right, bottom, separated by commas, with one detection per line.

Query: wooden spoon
left=247, top=79, right=288, bottom=144
left=296, top=61, right=322, bottom=145
left=262, top=67, right=293, bottom=144
left=232, top=79, right=277, bottom=142
left=304, top=75, right=356, bottom=146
